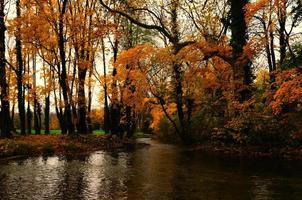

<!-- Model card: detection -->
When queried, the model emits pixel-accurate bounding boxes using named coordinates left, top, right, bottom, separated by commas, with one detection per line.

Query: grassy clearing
left=15, top=129, right=106, bottom=135
left=16, top=129, right=62, bottom=135
left=93, top=130, right=106, bottom=136
left=134, top=132, right=147, bottom=138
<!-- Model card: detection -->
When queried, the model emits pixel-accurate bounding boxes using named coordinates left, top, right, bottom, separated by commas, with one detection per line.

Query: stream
left=0, top=138, right=302, bottom=200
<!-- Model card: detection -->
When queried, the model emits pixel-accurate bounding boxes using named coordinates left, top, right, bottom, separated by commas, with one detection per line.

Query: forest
left=0, top=0, right=301, bottom=157
left=0, top=0, right=302, bottom=199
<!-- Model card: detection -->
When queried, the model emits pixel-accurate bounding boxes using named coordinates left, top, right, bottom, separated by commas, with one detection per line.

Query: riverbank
left=2, top=134, right=302, bottom=161
left=189, top=143, right=302, bottom=161
left=0, top=135, right=132, bottom=158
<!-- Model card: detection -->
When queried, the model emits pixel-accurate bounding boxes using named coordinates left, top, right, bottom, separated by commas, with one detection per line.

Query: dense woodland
left=0, top=0, right=301, bottom=147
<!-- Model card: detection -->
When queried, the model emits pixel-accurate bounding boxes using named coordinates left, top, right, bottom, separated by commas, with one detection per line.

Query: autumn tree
left=246, top=0, right=302, bottom=72
left=230, top=0, right=253, bottom=101
left=68, top=0, right=100, bottom=134
left=57, top=0, right=74, bottom=134
left=101, top=38, right=110, bottom=134
left=100, top=0, right=196, bottom=143
left=42, top=62, right=51, bottom=134
left=0, top=0, right=11, bottom=137
left=15, top=0, right=26, bottom=135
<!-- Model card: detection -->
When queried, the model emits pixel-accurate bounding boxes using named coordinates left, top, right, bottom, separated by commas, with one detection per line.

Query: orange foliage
left=150, top=107, right=164, bottom=130
left=272, top=69, right=302, bottom=114
left=114, top=44, right=153, bottom=112
left=245, top=0, right=269, bottom=23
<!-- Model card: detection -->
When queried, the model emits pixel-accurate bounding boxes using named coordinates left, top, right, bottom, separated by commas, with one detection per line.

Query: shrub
left=11, top=142, right=36, bottom=156
left=156, top=117, right=179, bottom=143
left=222, top=112, right=296, bottom=147
left=42, top=143, right=55, bottom=156
left=59, top=143, right=82, bottom=154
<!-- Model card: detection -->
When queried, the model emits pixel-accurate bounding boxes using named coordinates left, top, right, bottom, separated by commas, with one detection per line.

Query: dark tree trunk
left=110, top=38, right=121, bottom=136
left=27, top=101, right=32, bottom=135
left=58, top=0, right=74, bottom=135
left=26, top=53, right=31, bottom=134
left=186, top=98, right=193, bottom=129
left=269, top=21, right=277, bottom=83
left=77, top=67, right=87, bottom=134
left=0, top=1, right=11, bottom=138
left=38, top=103, right=42, bottom=133
left=44, top=96, right=50, bottom=134
left=59, top=88, right=67, bottom=134
left=278, top=0, right=287, bottom=65
left=230, top=0, right=252, bottom=101
left=11, top=104, right=15, bottom=131
left=53, top=70, right=66, bottom=133
left=87, top=70, right=93, bottom=134
left=43, top=64, right=50, bottom=135
left=34, top=98, right=41, bottom=135
left=55, top=105, right=65, bottom=134
left=263, top=13, right=276, bottom=83
left=33, top=55, right=41, bottom=135
left=261, top=18, right=273, bottom=72
left=270, top=31, right=277, bottom=71
left=170, top=0, right=192, bottom=144
left=71, top=50, right=78, bottom=132
left=125, top=106, right=136, bottom=138
left=16, top=0, right=26, bottom=135
left=71, top=104, right=77, bottom=133
left=102, top=39, right=110, bottom=134
left=172, top=61, right=191, bottom=144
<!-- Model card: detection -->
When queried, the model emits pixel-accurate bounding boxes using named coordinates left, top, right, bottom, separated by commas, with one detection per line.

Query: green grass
left=93, top=130, right=106, bottom=136
left=16, top=129, right=62, bottom=135
left=16, top=129, right=106, bottom=135
left=134, top=132, right=148, bottom=138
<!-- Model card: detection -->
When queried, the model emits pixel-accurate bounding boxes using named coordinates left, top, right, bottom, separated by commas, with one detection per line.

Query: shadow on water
left=1, top=138, right=302, bottom=200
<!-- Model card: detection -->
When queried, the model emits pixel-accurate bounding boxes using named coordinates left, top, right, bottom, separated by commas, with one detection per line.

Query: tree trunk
left=102, top=39, right=110, bottom=134
left=16, top=0, right=26, bottom=135
left=87, top=68, right=93, bottom=134
left=77, top=67, right=87, bottom=134
left=71, top=50, right=78, bottom=133
left=172, top=61, right=190, bottom=144
left=262, top=19, right=273, bottom=72
left=230, top=0, right=252, bottom=101
left=278, top=0, right=287, bottom=65
left=34, top=99, right=42, bottom=134
left=0, top=1, right=11, bottom=138
left=269, top=31, right=277, bottom=71
left=58, top=0, right=74, bottom=135
left=11, top=103, right=15, bottom=132
left=27, top=101, right=32, bottom=135
left=34, top=98, right=41, bottom=135
left=33, top=55, right=41, bottom=135
left=42, top=64, right=50, bottom=135
left=171, top=0, right=192, bottom=144
left=53, top=70, right=66, bottom=133
left=44, top=96, right=50, bottom=134
left=110, top=38, right=121, bottom=136
left=126, top=106, right=136, bottom=138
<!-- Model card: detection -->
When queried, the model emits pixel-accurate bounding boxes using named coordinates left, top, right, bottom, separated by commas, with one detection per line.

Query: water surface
left=1, top=138, right=302, bottom=200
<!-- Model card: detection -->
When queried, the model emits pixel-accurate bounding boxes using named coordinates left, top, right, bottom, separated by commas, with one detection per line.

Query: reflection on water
left=1, top=138, right=302, bottom=200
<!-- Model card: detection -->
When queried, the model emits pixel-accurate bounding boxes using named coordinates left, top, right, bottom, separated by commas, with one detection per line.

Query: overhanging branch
left=99, top=0, right=175, bottom=43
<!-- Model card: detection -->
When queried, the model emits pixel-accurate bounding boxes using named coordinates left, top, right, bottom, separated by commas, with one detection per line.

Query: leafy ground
left=0, top=134, right=128, bottom=158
